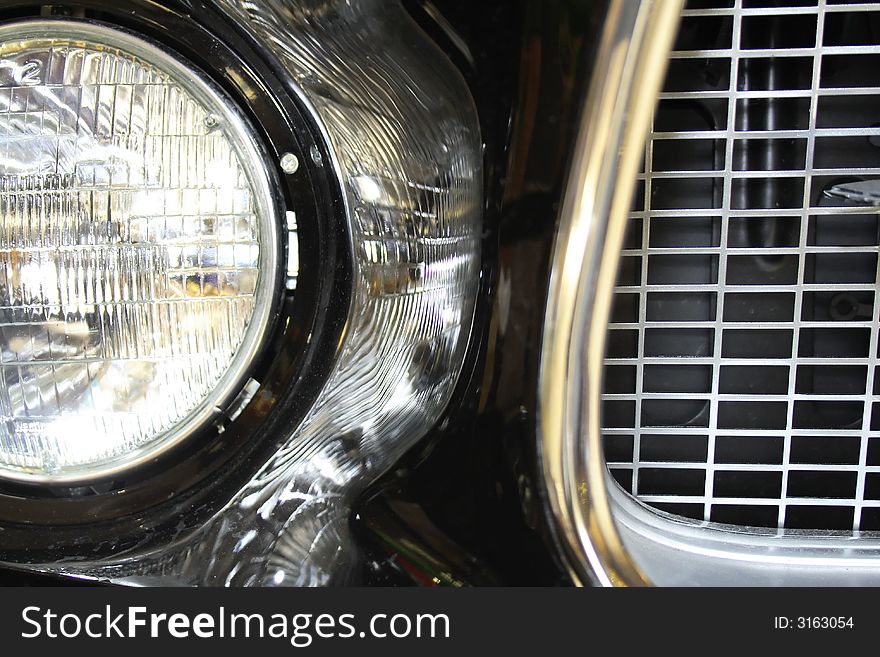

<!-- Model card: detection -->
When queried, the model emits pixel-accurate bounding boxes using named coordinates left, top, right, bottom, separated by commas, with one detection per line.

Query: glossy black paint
left=0, top=0, right=351, bottom=561
left=353, top=0, right=610, bottom=586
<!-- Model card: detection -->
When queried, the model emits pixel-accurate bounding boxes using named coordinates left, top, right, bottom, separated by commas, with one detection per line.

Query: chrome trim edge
left=609, top=480, right=880, bottom=586
left=537, top=0, right=683, bottom=587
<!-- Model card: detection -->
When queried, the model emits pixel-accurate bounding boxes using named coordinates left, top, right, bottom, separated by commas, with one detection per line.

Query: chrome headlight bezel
left=0, top=0, right=483, bottom=592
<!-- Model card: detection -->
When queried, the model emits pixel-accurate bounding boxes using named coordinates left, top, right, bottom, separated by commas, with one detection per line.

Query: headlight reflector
left=0, top=21, right=278, bottom=483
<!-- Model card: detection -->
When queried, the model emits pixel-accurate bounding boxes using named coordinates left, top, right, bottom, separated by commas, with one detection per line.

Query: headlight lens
left=0, top=21, right=278, bottom=483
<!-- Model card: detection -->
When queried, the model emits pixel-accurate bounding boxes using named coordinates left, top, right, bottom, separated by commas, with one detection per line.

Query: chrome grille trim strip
left=537, top=0, right=683, bottom=587
left=609, top=482, right=880, bottom=587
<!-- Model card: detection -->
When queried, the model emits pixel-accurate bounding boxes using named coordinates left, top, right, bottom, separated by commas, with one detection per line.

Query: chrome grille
left=603, top=0, right=880, bottom=532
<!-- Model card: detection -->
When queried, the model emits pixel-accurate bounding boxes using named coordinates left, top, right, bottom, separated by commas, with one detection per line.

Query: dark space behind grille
left=603, top=1, right=880, bottom=533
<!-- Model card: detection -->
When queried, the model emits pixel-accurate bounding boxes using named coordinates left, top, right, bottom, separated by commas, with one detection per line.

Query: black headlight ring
left=0, top=0, right=352, bottom=560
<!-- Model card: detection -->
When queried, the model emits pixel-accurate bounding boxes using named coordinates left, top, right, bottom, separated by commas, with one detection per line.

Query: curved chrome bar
left=537, top=0, right=682, bottom=587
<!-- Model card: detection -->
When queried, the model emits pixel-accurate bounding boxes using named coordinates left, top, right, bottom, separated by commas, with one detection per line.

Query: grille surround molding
left=537, top=0, right=684, bottom=587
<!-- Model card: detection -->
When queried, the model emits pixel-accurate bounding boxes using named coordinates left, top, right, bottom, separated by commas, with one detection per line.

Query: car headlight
left=0, top=21, right=278, bottom=483
left=0, top=0, right=481, bottom=588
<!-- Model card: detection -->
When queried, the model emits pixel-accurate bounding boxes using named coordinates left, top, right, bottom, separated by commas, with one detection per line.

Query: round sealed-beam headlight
left=0, top=20, right=279, bottom=483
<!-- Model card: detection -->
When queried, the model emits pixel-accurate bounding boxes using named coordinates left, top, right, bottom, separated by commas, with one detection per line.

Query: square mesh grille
left=603, top=0, right=880, bottom=533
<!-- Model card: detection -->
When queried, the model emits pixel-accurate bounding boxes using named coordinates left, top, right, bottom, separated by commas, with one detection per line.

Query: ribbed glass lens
left=0, top=22, right=278, bottom=481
